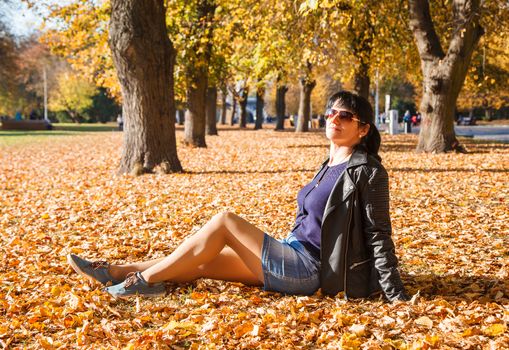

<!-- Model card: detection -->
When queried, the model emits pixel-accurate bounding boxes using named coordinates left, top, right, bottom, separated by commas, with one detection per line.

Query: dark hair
left=326, top=90, right=382, bottom=162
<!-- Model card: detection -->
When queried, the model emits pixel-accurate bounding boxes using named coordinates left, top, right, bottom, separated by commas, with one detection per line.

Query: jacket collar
left=347, top=146, right=368, bottom=169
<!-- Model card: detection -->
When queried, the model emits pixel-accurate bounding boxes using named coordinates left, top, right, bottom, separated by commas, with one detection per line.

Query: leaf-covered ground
left=1, top=127, right=508, bottom=349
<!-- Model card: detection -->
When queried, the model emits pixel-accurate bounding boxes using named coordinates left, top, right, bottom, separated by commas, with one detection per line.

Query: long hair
left=326, top=91, right=382, bottom=162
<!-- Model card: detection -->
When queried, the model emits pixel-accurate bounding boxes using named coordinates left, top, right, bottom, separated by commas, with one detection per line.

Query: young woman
left=68, top=91, right=409, bottom=302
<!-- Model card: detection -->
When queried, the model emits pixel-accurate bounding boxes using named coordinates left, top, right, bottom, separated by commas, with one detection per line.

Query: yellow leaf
left=341, top=332, right=361, bottom=349
left=163, top=321, right=197, bottom=333
left=424, top=334, right=441, bottom=346
left=50, top=285, right=61, bottom=297
left=482, top=323, right=506, bottom=337
left=38, top=336, right=53, bottom=349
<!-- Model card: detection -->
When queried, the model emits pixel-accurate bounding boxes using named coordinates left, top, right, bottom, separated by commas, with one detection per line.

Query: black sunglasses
left=325, top=109, right=366, bottom=124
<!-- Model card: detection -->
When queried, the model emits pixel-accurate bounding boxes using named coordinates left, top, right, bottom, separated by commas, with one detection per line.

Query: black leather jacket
left=317, top=147, right=409, bottom=302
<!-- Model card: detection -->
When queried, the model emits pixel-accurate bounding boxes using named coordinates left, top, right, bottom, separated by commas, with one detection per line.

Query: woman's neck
left=328, top=144, right=353, bottom=166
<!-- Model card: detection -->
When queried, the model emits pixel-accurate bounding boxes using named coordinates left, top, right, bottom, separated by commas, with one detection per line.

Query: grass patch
left=0, top=122, right=119, bottom=147
left=53, top=122, right=118, bottom=132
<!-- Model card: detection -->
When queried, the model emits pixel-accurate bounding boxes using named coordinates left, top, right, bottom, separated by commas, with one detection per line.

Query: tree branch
left=446, top=0, right=484, bottom=60
left=408, top=0, right=445, bottom=60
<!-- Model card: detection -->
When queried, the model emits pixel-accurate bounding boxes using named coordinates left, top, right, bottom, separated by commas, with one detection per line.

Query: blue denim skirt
left=261, top=232, right=320, bottom=295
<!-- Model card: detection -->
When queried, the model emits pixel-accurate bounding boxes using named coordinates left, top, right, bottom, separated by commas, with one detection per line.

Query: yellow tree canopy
left=49, top=71, right=97, bottom=116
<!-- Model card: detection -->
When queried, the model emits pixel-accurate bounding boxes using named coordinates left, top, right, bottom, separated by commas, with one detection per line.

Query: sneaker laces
left=124, top=272, right=139, bottom=289
left=90, top=261, right=109, bottom=270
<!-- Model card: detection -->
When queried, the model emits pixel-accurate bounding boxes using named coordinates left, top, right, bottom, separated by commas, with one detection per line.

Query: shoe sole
left=67, top=254, right=105, bottom=286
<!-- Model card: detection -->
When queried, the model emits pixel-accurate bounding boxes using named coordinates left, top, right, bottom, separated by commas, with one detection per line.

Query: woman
left=68, top=91, right=409, bottom=302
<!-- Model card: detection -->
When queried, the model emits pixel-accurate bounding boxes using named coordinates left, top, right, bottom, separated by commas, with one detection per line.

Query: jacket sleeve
left=359, top=166, right=409, bottom=302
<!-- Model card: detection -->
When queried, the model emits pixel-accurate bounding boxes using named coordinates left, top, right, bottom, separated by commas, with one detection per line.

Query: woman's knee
left=212, top=211, right=237, bottom=225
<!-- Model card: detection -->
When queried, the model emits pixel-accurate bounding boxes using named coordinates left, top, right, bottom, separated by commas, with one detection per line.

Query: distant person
left=68, top=91, right=409, bottom=302
left=117, top=114, right=124, bottom=131
left=29, top=110, right=38, bottom=120
left=318, top=114, right=325, bottom=128
left=15, top=111, right=22, bottom=121
left=381, top=112, right=386, bottom=124
left=403, top=110, right=411, bottom=123
left=456, top=114, right=464, bottom=126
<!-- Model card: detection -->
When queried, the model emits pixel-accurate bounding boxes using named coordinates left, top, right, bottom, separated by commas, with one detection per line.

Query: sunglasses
left=325, top=109, right=366, bottom=124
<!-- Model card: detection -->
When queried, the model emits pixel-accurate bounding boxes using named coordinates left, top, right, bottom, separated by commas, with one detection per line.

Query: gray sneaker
left=67, top=254, right=122, bottom=286
left=104, top=272, right=166, bottom=298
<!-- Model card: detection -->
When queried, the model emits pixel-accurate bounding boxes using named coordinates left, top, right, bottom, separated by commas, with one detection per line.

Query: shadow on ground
left=185, top=168, right=316, bottom=175
left=402, top=272, right=507, bottom=304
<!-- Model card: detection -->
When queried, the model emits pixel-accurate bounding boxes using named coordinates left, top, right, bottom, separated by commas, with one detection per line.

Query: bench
left=1, top=120, right=53, bottom=130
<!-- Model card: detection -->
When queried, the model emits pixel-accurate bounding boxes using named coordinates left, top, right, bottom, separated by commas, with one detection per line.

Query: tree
left=88, top=87, right=121, bottom=123
left=109, top=0, right=182, bottom=174
left=0, top=34, right=63, bottom=117
left=49, top=72, right=97, bottom=122
left=254, top=84, right=264, bottom=130
left=301, top=0, right=410, bottom=101
left=456, top=4, right=509, bottom=117
left=238, top=86, right=249, bottom=128
left=206, top=86, right=218, bottom=135
left=274, top=77, right=288, bottom=130
left=41, top=1, right=120, bottom=98
left=409, top=0, right=484, bottom=153
left=169, top=0, right=216, bottom=147
left=0, top=24, right=19, bottom=114
left=296, top=62, right=316, bottom=132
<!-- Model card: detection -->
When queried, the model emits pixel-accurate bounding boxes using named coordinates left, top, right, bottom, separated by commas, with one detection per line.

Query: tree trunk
left=68, top=110, right=80, bottom=124
left=409, top=0, right=483, bottom=153
left=184, top=66, right=207, bottom=147
left=109, top=0, right=182, bottom=174
left=296, top=78, right=315, bottom=132
left=220, top=87, right=227, bottom=125
left=183, top=0, right=215, bottom=147
left=353, top=62, right=370, bottom=100
left=275, top=84, right=288, bottom=131
left=230, top=95, right=237, bottom=126
left=239, top=87, right=249, bottom=129
left=206, top=86, right=218, bottom=135
left=484, top=107, right=491, bottom=121
left=254, top=85, right=264, bottom=130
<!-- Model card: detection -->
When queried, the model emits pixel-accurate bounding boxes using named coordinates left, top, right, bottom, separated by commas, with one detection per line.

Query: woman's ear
left=359, top=123, right=370, bottom=138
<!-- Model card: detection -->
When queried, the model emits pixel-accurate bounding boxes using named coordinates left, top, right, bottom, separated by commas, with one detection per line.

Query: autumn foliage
left=0, top=129, right=508, bottom=348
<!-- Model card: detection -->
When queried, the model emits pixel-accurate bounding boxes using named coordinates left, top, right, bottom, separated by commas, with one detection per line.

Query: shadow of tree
left=390, top=167, right=508, bottom=173
left=401, top=272, right=508, bottom=303
left=380, top=143, right=418, bottom=152
left=184, top=168, right=315, bottom=175
left=287, top=144, right=325, bottom=149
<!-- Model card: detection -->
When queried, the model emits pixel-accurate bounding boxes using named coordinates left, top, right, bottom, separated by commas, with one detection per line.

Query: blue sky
left=0, top=0, right=44, bottom=37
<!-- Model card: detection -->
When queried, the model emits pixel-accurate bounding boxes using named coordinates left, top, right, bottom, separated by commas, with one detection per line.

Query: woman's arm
left=360, top=166, right=410, bottom=302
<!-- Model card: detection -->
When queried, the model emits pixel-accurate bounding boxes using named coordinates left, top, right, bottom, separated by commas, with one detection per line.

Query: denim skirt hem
left=261, top=233, right=320, bottom=295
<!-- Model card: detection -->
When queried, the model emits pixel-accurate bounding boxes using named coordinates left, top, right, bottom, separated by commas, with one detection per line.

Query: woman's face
left=325, top=101, right=370, bottom=148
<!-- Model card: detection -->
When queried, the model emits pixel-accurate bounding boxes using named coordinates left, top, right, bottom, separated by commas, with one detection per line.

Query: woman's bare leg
left=109, top=258, right=164, bottom=281
left=110, top=247, right=261, bottom=285
left=114, top=212, right=266, bottom=284
left=169, top=247, right=262, bottom=285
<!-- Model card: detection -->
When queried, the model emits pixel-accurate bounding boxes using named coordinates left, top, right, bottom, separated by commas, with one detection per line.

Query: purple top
left=291, top=162, right=348, bottom=259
